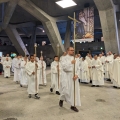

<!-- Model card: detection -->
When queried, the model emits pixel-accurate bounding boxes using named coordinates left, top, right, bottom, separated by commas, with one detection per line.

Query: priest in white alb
left=19, top=57, right=28, bottom=87
left=3, top=57, right=11, bottom=78
left=112, top=54, right=120, bottom=88
left=59, top=47, right=81, bottom=112
left=11, top=55, right=17, bottom=72
left=50, top=56, right=61, bottom=95
left=104, top=51, right=113, bottom=81
left=80, top=57, right=89, bottom=83
left=25, top=55, right=40, bottom=99
left=13, top=55, right=21, bottom=83
left=91, top=55, right=104, bottom=87
left=38, top=56, right=47, bottom=86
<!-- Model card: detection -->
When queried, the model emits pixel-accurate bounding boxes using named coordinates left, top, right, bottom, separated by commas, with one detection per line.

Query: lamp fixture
left=56, top=0, right=77, bottom=8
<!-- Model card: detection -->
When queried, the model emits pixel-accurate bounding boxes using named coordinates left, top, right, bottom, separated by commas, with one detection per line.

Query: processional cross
left=68, top=12, right=81, bottom=107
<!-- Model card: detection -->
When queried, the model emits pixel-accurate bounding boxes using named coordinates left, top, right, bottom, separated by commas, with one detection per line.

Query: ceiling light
left=56, top=0, right=77, bottom=8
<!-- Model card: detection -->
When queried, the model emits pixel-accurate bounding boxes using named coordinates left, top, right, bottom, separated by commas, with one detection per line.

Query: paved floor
left=0, top=69, right=120, bottom=120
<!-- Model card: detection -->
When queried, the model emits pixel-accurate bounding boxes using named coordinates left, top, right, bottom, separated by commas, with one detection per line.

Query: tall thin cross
left=68, top=12, right=81, bottom=107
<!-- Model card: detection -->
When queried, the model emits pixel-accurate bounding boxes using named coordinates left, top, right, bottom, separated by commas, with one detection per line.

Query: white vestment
left=13, top=59, right=21, bottom=82
left=60, top=54, right=81, bottom=106
left=104, top=55, right=113, bottom=79
left=1, top=57, right=5, bottom=70
left=80, top=60, right=89, bottom=83
left=38, top=60, right=47, bottom=85
left=25, top=61, right=40, bottom=94
left=85, top=56, right=90, bottom=63
left=12, top=57, right=17, bottom=72
left=87, top=58, right=93, bottom=81
left=78, top=57, right=82, bottom=80
left=19, top=60, right=28, bottom=86
left=112, top=57, right=120, bottom=87
left=51, top=61, right=61, bottom=92
left=3, top=60, right=11, bottom=77
left=92, top=59, right=104, bottom=85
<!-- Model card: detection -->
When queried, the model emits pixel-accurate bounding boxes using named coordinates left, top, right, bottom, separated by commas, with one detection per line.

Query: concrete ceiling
left=0, top=0, right=115, bottom=42
left=30, top=0, right=95, bottom=17
left=0, top=0, right=96, bottom=36
left=0, top=0, right=96, bottom=24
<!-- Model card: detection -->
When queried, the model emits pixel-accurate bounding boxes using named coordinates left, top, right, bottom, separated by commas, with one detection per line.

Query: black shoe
left=28, top=94, right=31, bottom=98
left=20, top=84, right=22, bottom=87
left=71, top=106, right=79, bottom=112
left=91, top=85, right=95, bottom=87
left=35, top=94, right=40, bottom=99
left=6, top=76, right=8, bottom=78
left=56, top=91, right=60, bottom=95
left=50, top=88, right=53, bottom=92
left=84, top=82, right=88, bottom=84
left=113, top=86, right=117, bottom=88
left=106, top=79, right=111, bottom=81
left=96, top=85, right=100, bottom=87
left=59, top=100, right=63, bottom=107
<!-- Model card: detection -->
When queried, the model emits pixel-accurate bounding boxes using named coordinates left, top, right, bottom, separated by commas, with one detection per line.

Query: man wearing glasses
left=59, top=47, right=81, bottom=112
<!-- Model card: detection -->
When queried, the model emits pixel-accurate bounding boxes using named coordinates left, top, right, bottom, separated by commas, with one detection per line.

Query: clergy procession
left=0, top=47, right=120, bottom=113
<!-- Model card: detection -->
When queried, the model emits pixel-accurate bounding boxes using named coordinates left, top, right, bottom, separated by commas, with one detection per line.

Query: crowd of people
left=0, top=47, right=120, bottom=112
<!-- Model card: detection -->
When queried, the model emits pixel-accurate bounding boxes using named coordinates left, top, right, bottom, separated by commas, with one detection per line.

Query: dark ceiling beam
left=18, top=28, right=31, bottom=37
left=0, top=0, right=10, bottom=4
left=54, top=16, right=69, bottom=22
left=14, top=22, right=36, bottom=28
left=113, top=0, right=120, bottom=5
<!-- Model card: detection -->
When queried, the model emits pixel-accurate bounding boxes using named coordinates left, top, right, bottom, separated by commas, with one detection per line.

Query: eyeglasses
left=69, top=50, right=74, bottom=51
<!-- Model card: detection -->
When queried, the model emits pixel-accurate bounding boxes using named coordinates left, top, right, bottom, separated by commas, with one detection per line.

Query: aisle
left=0, top=69, right=120, bottom=120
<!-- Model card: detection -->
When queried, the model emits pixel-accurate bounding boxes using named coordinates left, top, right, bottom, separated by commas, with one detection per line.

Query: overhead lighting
left=56, top=0, right=77, bottom=8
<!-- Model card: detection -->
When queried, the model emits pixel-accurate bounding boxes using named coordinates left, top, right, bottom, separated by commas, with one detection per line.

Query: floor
left=0, top=69, right=120, bottom=120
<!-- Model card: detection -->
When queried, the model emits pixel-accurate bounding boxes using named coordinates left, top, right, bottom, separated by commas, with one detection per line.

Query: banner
left=72, top=7, right=94, bottom=42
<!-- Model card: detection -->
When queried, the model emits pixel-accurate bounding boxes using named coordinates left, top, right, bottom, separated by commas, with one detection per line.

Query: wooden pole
left=34, top=43, right=38, bottom=93
left=57, top=44, right=60, bottom=89
left=68, top=12, right=79, bottom=107
left=73, top=12, right=76, bottom=107
left=24, top=48, right=26, bottom=57
left=40, top=51, right=44, bottom=85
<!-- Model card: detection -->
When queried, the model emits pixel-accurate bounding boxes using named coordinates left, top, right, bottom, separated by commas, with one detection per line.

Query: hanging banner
left=72, top=7, right=94, bottom=42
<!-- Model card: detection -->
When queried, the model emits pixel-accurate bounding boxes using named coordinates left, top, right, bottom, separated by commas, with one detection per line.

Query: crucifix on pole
left=68, top=12, right=81, bottom=107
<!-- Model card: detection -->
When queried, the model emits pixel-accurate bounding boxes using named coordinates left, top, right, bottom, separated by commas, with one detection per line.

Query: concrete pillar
left=5, top=25, right=29, bottom=56
left=64, top=20, right=71, bottom=50
left=0, top=0, right=17, bottom=32
left=29, top=27, right=37, bottom=54
left=2, top=0, right=18, bottom=29
left=94, top=0, right=120, bottom=54
left=1, top=3, right=5, bottom=22
left=116, top=12, right=120, bottom=52
left=18, top=0, right=65, bottom=55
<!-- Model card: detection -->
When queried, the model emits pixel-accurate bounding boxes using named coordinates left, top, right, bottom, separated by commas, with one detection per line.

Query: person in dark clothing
left=0, top=57, right=3, bottom=75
